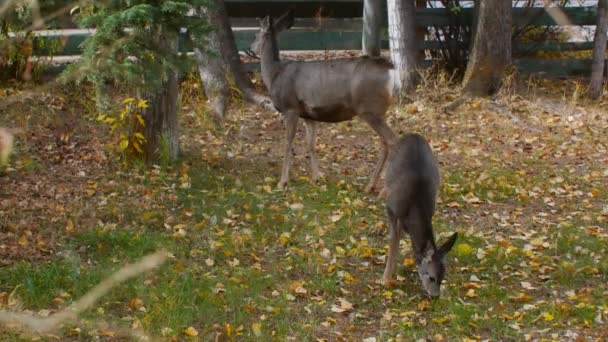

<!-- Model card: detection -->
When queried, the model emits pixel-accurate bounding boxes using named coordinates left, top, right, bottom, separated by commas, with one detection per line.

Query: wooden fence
left=25, top=1, right=606, bottom=78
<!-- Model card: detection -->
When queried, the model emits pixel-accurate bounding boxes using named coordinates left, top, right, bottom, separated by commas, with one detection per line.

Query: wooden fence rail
left=15, top=3, right=606, bottom=78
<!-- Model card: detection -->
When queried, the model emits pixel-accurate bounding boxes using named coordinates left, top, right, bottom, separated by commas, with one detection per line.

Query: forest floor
left=0, top=70, right=607, bottom=341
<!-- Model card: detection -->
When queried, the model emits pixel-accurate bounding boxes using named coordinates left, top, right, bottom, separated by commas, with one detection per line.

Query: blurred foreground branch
left=0, top=250, right=168, bottom=335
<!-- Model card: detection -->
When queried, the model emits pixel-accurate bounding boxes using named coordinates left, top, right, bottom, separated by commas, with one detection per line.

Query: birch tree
left=387, top=0, right=418, bottom=94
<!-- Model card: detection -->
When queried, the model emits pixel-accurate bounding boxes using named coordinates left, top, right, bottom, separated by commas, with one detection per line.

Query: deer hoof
left=277, top=181, right=287, bottom=190
left=383, top=278, right=397, bottom=288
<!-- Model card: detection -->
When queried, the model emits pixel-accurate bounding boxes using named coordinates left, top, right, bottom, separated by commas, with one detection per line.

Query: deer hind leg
left=303, top=119, right=320, bottom=183
left=383, top=208, right=402, bottom=287
left=278, top=112, right=299, bottom=190
left=359, top=113, right=397, bottom=193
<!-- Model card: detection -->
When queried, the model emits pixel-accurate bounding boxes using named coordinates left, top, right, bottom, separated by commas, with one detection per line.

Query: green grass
left=1, top=153, right=606, bottom=340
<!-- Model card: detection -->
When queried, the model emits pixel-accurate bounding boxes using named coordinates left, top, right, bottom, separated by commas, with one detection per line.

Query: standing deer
left=382, top=133, right=457, bottom=298
left=250, top=11, right=397, bottom=192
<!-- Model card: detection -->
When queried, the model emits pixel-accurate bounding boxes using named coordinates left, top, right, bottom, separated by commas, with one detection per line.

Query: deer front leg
left=359, top=113, right=397, bottom=193
left=383, top=208, right=401, bottom=288
left=303, top=119, right=320, bottom=183
left=278, top=112, right=299, bottom=190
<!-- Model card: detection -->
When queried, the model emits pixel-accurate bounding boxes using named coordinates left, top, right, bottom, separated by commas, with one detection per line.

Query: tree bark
left=590, top=0, right=608, bottom=99
left=141, top=26, right=180, bottom=164
left=462, top=0, right=512, bottom=96
left=193, top=5, right=230, bottom=126
left=362, top=0, right=382, bottom=57
left=415, top=0, right=426, bottom=60
left=210, top=0, right=274, bottom=110
left=387, top=0, right=418, bottom=94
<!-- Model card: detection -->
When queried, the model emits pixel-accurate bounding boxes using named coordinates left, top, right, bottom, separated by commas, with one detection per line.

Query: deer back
left=269, top=57, right=395, bottom=122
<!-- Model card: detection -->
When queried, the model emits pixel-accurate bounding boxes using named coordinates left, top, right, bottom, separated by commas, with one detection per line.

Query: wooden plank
left=234, top=30, right=368, bottom=50
left=225, top=1, right=363, bottom=18
left=30, top=30, right=597, bottom=56
left=416, top=7, right=597, bottom=26
left=230, top=17, right=363, bottom=30
left=514, top=58, right=593, bottom=77
left=224, top=1, right=596, bottom=25
left=37, top=57, right=602, bottom=80
left=240, top=59, right=598, bottom=78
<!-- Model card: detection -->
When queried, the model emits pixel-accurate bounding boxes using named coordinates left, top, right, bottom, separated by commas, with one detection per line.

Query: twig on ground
left=442, top=94, right=471, bottom=113
left=484, top=102, right=544, bottom=133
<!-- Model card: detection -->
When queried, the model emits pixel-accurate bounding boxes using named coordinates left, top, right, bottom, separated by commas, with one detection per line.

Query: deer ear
left=274, top=9, right=295, bottom=32
left=437, top=233, right=458, bottom=259
left=259, top=15, right=271, bottom=29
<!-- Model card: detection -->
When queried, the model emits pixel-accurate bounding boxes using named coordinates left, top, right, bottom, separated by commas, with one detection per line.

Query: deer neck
left=260, top=33, right=281, bottom=89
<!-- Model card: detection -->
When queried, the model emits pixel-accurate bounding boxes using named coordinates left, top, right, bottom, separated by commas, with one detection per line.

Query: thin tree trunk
left=95, top=79, right=111, bottom=114
left=141, top=26, right=179, bottom=164
left=462, top=0, right=512, bottom=96
left=387, top=0, right=418, bottom=94
left=193, top=5, right=229, bottom=126
left=212, top=0, right=274, bottom=110
left=363, top=0, right=382, bottom=57
left=590, top=0, right=608, bottom=99
left=415, top=0, right=427, bottom=61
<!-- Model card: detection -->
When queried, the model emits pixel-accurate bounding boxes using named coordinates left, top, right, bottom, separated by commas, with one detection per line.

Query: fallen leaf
left=331, top=298, right=354, bottom=313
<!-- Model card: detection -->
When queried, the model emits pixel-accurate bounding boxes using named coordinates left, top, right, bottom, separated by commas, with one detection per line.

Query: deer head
left=417, top=233, right=458, bottom=298
left=249, top=10, right=295, bottom=57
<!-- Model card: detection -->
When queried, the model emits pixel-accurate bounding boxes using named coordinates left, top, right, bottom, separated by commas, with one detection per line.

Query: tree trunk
left=210, top=0, right=274, bottom=110
left=95, top=79, right=111, bottom=114
left=362, top=0, right=382, bottom=57
left=193, top=5, right=230, bottom=126
left=462, top=0, right=512, bottom=96
left=387, top=0, right=418, bottom=94
left=415, top=0, right=426, bottom=61
left=141, top=26, right=180, bottom=164
left=590, top=0, right=608, bottom=99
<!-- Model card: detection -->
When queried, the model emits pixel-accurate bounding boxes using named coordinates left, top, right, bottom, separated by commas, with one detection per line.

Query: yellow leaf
left=279, top=232, right=291, bottom=245
left=542, top=311, right=554, bottom=322
left=119, top=139, right=129, bottom=150
left=403, top=258, right=415, bottom=267
left=18, top=235, right=28, bottom=246
left=134, top=132, right=146, bottom=142
left=455, top=243, right=474, bottom=256
left=136, top=114, right=146, bottom=126
left=343, top=271, right=357, bottom=284
left=96, top=113, right=106, bottom=121
left=251, top=323, right=262, bottom=337
left=183, top=326, right=198, bottom=336
left=123, top=97, right=136, bottom=104
left=133, top=141, right=143, bottom=154
left=465, top=289, right=477, bottom=298
left=137, top=99, right=149, bottom=108
left=65, top=219, right=74, bottom=233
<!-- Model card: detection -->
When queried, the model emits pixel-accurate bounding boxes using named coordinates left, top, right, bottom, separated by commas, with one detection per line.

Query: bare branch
left=0, top=250, right=168, bottom=334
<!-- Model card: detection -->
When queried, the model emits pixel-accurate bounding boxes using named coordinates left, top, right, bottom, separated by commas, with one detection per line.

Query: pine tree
left=66, top=0, right=210, bottom=164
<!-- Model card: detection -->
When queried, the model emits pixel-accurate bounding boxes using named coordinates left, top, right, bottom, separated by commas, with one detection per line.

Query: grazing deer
left=382, top=133, right=457, bottom=298
left=250, top=11, right=397, bottom=192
